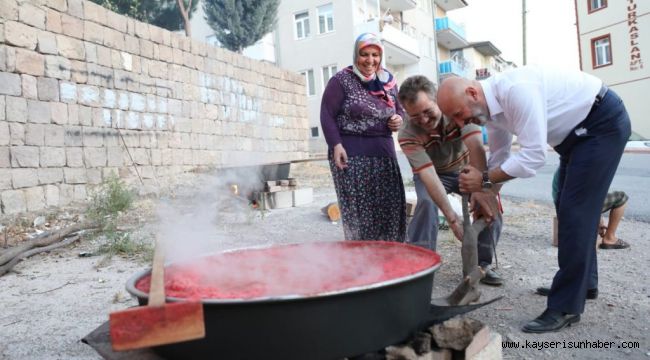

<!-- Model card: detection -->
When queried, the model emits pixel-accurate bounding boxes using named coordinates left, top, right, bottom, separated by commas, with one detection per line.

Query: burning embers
left=134, top=241, right=439, bottom=300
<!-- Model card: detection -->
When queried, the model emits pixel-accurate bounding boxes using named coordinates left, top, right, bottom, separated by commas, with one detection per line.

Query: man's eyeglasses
left=408, top=108, right=438, bottom=122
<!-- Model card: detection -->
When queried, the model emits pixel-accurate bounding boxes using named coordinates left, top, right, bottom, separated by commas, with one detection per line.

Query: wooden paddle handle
left=148, top=237, right=166, bottom=307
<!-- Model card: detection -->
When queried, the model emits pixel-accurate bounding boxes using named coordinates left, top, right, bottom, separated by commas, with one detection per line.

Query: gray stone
left=37, top=31, right=58, bottom=55
left=9, top=122, right=25, bottom=145
left=5, top=21, right=38, bottom=49
left=82, top=127, right=104, bottom=147
left=12, top=168, right=38, bottom=188
left=64, top=127, right=82, bottom=147
left=44, top=185, right=59, bottom=207
left=44, top=124, right=65, bottom=146
left=45, top=8, right=62, bottom=33
left=106, top=146, right=124, bottom=167
left=0, top=169, right=11, bottom=190
left=10, top=146, right=39, bottom=167
left=45, top=56, right=71, bottom=80
left=21, top=74, right=38, bottom=99
left=0, top=96, right=4, bottom=121
left=37, top=77, right=60, bottom=101
left=431, top=318, right=485, bottom=351
left=25, top=123, right=45, bottom=146
left=86, top=168, right=102, bottom=184
left=19, top=3, right=46, bottom=29
left=58, top=183, right=73, bottom=206
left=40, top=147, right=65, bottom=167
left=67, top=0, right=84, bottom=18
left=78, top=85, right=100, bottom=106
left=1, top=190, right=26, bottom=214
left=24, top=186, right=45, bottom=211
left=64, top=168, right=86, bottom=184
left=6, top=96, right=27, bottom=123
left=50, top=102, right=68, bottom=125
left=38, top=168, right=63, bottom=184
left=15, top=48, right=45, bottom=77
left=84, top=147, right=106, bottom=167
left=0, top=123, right=8, bottom=146
left=27, top=100, right=51, bottom=124
left=65, top=147, right=83, bottom=167
left=73, top=184, right=87, bottom=201
left=0, top=72, right=21, bottom=96
left=0, top=147, right=9, bottom=168
left=59, top=82, right=77, bottom=103
left=78, top=105, right=91, bottom=126
left=56, top=35, right=85, bottom=60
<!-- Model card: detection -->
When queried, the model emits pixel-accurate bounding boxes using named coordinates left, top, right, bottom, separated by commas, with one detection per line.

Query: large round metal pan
left=124, top=241, right=441, bottom=360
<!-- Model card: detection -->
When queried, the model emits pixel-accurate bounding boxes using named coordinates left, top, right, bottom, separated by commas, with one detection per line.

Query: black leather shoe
left=536, top=286, right=598, bottom=300
left=480, top=268, right=503, bottom=286
left=522, top=308, right=580, bottom=333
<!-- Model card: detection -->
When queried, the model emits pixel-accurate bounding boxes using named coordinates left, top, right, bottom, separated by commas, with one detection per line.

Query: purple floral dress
left=320, top=69, right=406, bottom=242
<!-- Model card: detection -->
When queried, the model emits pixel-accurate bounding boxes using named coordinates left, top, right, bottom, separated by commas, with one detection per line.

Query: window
left=318, top=3, right=334, bottom=34
left=321, top=65, right=337, bottom=88
left=588, top=0, right=607, bottom=13
left=301, top=69, right=315, bottom=96
left=295, top=11, right=310, bottom=39
left=591, top=35, right=612, bottom=68
left=311, top=127, right=319, bottom=137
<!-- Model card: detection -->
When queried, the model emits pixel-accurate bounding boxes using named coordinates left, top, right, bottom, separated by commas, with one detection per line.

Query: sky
left=448, top=0, right=581, bottom=69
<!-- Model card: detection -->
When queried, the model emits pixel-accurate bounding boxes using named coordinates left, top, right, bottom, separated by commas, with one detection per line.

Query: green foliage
left=203, top=0, right=280, bottom=53
left=87, top=175, right=147, bottom=258
left=88, top=174, right=134, bottom=221
left=90, top=0, right=198, bottom=32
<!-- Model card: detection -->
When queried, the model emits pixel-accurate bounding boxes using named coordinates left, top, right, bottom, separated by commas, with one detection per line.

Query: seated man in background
left=397, top=75, right=503, bottom=286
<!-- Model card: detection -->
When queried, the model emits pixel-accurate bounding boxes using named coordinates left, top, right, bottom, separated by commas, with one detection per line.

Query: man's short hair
left=398, top=75, right=437, bottom=105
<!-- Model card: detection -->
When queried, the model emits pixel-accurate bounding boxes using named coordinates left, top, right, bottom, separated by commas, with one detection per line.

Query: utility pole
left=522, top=0, right=527, bottom=65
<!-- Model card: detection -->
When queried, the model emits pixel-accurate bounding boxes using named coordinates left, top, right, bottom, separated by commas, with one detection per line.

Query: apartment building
left=574, top=0, right=649, bottom=138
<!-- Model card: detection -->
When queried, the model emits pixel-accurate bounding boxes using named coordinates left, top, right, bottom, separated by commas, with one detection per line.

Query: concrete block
left=0, top=72, right=22, bottom=96
left=50, top=103, right=68, bottom=125
left=10, top=146, right=39, bottom=167
left=37, top=31, right=58, bottom=55
left=1, top=190, right=26, bottom=214
left=27, top=100, right=51, bottom=124
left=12, top=168, right=38, bottom=188
left=256, top=190, right=293, bottom=210
left=292, top=187, right=313, bottom=206
left=86, top=168, right=102, bottom=184
left=21, top=74, right=38, bottom=99
left=24, top=186, right=45, bottom=211
left=58, top=184, right=73, bottom=206
left=73, top=184, right=87, bottom=202
left=84, top=147, right=107, bottom=167
left=19, top=3, right=46, bottom=29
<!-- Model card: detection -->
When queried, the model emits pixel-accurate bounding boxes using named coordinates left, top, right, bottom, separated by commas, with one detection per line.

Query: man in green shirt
left=398, top=75, right=503, bottom=285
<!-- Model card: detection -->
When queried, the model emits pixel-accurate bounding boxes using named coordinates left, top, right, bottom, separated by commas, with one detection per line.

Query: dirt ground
left=0, top=162, right=648, bottom=360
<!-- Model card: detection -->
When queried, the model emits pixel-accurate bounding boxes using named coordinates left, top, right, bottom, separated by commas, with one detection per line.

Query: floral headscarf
left=348, top=32, right=397, bottom=107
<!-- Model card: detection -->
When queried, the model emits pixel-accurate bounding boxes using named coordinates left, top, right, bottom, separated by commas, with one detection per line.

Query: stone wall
left=0, top=0, right=309, bottom=215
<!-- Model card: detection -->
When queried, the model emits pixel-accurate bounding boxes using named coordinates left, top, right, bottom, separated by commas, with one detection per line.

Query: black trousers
left=549, top=89, right=631, bottom=314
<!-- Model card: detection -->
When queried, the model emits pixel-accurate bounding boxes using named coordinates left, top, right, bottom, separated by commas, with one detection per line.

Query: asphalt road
left=397, top=151, right=650, bottom=222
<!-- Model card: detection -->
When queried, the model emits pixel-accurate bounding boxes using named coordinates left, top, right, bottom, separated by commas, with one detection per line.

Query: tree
left=203, top=0, right=280, bottom=53
left=90, top=0, right=198, bottom=35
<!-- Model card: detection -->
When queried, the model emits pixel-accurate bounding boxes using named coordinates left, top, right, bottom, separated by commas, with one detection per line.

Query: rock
left=33, top=216, right=46, bottom=227
left=431, top=317, right=484, bottom=351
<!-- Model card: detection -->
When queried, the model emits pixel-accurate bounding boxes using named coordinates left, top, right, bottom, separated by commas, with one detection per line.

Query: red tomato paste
left=135, top=241, right=440, bottom=300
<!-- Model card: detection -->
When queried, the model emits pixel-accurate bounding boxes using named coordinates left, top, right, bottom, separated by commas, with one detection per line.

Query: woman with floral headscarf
left=320, top=32, right=406, bottom=242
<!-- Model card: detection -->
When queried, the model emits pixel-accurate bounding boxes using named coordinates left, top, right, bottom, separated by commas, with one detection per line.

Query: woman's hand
left=388, top=114, right=403, bottom=132
left=333, top=143, right=348, bottom=170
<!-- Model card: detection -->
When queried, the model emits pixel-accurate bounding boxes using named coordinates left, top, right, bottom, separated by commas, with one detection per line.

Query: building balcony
left=435, top=17, right=468, bottom=49
left=439, top=59, right=466, bottom=78
left=382, top=23, right=420, bottom=65
left=475, top=68, right=492, bottom=80
left=434, top=0, right=468, bottom=12
left=380, top=0, right=417, bottom=12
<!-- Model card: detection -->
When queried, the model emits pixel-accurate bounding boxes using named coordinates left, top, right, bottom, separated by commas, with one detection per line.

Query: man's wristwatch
left=481, top=170, right=493, bottom=190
